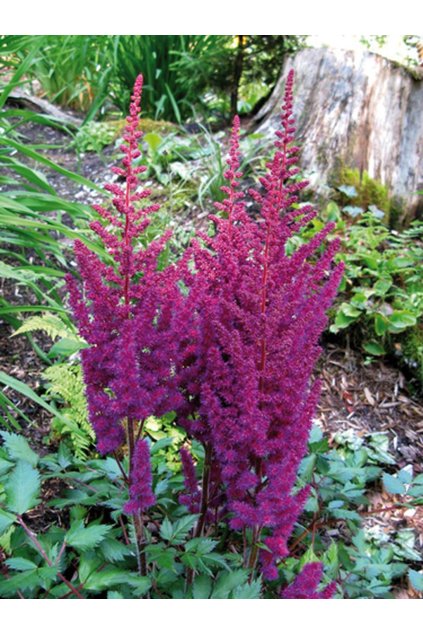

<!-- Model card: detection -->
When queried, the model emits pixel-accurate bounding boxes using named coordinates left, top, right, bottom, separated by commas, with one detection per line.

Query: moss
left=339, top=166, right=390, bottom=214
left=106, top=117, right=176, bottom=137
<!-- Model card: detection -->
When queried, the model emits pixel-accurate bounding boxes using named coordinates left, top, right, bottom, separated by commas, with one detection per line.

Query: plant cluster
left=60, top=71, right=345, bottom=596
left=329, top=208, right=423, bottom=384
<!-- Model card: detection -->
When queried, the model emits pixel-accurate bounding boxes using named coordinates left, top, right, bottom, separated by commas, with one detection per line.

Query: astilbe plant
left=67, top=75, right=181, bottom=573
left=176, top=70, right=343, bottom=583
left=68, top=71, right=341, bottom=597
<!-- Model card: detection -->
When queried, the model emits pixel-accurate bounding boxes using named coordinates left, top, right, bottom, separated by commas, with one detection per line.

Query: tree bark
left=252, top=47, right=423, bottom=219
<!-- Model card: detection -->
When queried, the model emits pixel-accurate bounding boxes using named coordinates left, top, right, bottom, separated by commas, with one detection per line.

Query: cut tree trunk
left=252, top=47, right=423, bottom=219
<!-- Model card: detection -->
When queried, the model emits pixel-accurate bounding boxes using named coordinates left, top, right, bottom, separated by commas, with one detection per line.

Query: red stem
left=17, top=516, right=84, bottom=599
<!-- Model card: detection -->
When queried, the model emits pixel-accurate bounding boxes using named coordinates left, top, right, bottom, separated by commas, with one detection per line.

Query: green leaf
left=408, top=484, right=423, bottom=498
left=100, top=538, right=131, bottom=563
left=330, top=311, right=358, bottom=333
left=337, top=185, right=357, bottom=198
left=211, top=570, right=249, bottom=599
left=387, top=311, right=417, bottom=332
left=65, top=521, right=112, bottom=551
left=374, top=313, right=389, bottom=336
left=340, top=302, right=362, bottom=318
left=398, top=465, right=413, bottom=485
left=232, top=579, right=262, bottom=599
left=5, top=461, right=41, bottom=514
left=48, top=338, right=85, bottom=359
left=383, top=473, right=406, bottom=495
left=0, top=457, right=14, bottom=476
left=143, top=132, right=163, bottom=152
left=160, top=514, right=198, bottom=544
left=0, top=431, right=39, bottom=466
left=0, top=371, right=76, bottom=429
left=299, top=454, right=316, bottom=482
left=0, top=508, right=17, bottom=535
left=159, top=517, right=173, bottom=541
left=391, top=257, right=415, bottom=269
left=408, top=569, right=423, bottom=592
left=373, top=278, right=392, bottom=296
left=0, top=570, right=40, bottom=597
left=193, top=574, right=212, bottom=599
left=5, top=557, right=38, bottom=572
left=363, top=341, right=386, bottom=356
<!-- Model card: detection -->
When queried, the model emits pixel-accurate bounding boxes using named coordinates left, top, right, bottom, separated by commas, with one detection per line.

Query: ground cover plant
left=0, top=53, right=422, bottom=600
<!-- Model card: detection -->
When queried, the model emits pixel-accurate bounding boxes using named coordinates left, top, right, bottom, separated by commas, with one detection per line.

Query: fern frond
left=43, top=363, right=94, bottom=458
left=12, top=313, right=80, bottom=342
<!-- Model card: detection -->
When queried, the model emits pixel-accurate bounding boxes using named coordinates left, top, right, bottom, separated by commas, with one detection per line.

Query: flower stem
left=17, top=516, right=84, bottom=599
left=194, top=443, right=212, bottom=538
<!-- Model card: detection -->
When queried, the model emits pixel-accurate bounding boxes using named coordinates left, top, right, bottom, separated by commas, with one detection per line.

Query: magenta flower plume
left=66, top=74, right=181, bottom=455
left=176, top=69, right=344, bottom=579
left=124, top=438, right=156, bottom=514
left=281, top=562, right=336, bottom=599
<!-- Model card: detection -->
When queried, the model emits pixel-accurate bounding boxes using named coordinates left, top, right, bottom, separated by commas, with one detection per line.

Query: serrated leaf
left=5, top=461, right=41, bottom=514
left=159, top=516, right=173, bottom=541
left=0, top=570, right=40, bottom=597
left=65, top=520, right=112, bottom=551
left=211, top=570, right=249, bottom=599
left=0, top=431, right=39, bottom=466
left=5, top=557, right=37, bottom=572
left=125, top=573, right=152, bottom=596
left=193, top=574, right=212, bottom=599
left=100, top=538, right=131, bottom=562
left=382, top=473, right=406, bottom=495
left=82, top=569, right=128, bottom=591
left=232, top=579, right=262, bottom=599
left=160, top=514, right=198, bottom=544
left=185, top=537, right=217, bottom=554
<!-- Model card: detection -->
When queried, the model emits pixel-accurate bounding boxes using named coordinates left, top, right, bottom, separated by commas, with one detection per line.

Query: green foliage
left=2, top=35, right=112, bottom=118
left=327, top=209, right=423, bottom=377
left=3, top=35, right=306, bottom=124
left=72, top=121, right=117, bottom=154
left=0, top=425, right=420, bottom=599
left=295, top=425, right=422, bottom=598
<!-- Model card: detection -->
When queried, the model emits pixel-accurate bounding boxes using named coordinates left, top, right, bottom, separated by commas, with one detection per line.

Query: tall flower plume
left=177, top=69, right=344, bottom=580
left=66, top=75, right=182, bottom=515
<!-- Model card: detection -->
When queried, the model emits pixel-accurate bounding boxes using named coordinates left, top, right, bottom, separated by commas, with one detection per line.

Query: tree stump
left=252, top=47, right=423, bottom=219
